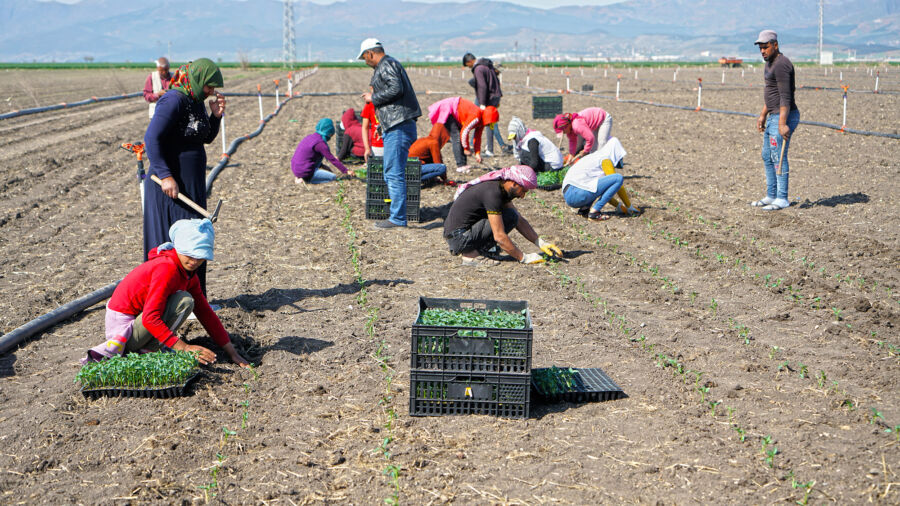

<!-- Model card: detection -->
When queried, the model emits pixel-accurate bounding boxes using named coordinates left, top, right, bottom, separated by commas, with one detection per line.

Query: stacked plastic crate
left=532, top=96, right=563, bottom=119
left=409, top=297, right=533, bottom=419
left=365, top=156, right=421, bottom=222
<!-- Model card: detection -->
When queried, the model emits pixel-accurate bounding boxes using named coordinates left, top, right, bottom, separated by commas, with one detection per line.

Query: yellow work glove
left=537, top=237, right=563, bottom=258
left=520, top=252, right=546, bottom=265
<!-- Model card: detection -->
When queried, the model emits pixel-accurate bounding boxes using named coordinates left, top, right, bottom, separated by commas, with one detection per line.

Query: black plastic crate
left=532, top=96, right=563, bottom=119
left=581, top=84, right=594, bottom=91
left=411, top=297, right=532, bottom=374
left=409, top=370, right=530, bottom=418
left=366, top=181, right=421, bottom=204
left=366, top=156, right=421, bottom=183
left=80, top=371, right=201, bottom=400
left=531, top=367, right=624, bottom=403
left=365, top=198, right=421, bottom=222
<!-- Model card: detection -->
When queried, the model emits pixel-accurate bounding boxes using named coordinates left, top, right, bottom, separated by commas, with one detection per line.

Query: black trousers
left=446, top=207, right=518, bottom=255
left=445, top=117, right=466, bottom=166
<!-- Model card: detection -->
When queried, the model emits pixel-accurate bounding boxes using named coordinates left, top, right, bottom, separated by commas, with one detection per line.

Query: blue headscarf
left=315, top=118, right=335, bottom=142
left=157, top=218, right=215, bottom=261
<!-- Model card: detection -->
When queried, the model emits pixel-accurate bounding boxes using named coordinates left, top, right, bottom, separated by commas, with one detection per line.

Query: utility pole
left=282, top=0, right=296, bottom=69
left=817, top=0, right=824, bottom=64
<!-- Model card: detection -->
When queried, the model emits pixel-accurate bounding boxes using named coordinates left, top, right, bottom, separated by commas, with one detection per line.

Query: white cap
left=357, top=38, right=383, bottom=60
left=754, top=30, right=777, bottom=45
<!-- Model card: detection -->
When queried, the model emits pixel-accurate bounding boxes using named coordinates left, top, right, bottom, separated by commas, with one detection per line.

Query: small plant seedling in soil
left=733, top=426, right=746, bottom=442
left=869, top=408, right=885, bottom=425
left=791, top=476, right=815, bottom=505
left=798, top=363, right=808, bottom=379
left=533, top=366, right=579, bottom=395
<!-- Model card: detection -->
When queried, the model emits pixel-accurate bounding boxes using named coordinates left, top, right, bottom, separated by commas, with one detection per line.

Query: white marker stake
left=274, top=80, right=280, bottom=109
left=696, top=78, right=703, bottom=110
left=221, top=113, right=226, bottom=154
left=604, top=69, right=608, bottom=78
left=841, top=87, right=848, bottom=129
left=288, top=75, right=293, bottom=97
left=840, top=71, right=843, bottom=82
left=257, top=84, right=263, bottom=121
left=566, top=77, right=570, bottom=92
left=499, top=72, right=502, bottom=83
left=526, top=75, right=530, bottom=87
left=581, top=68, right=584, bottom=76
left=741, top=69, right=744, bottom=78
left=722, top=70, right=725, bottom=83
left=616, top=75, right=620, bottom=100
left=673, top=69, right=677, bottom=82
left=875, top=72, right=880, bottom=93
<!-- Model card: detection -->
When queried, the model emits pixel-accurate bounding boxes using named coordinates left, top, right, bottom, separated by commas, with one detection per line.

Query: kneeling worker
left=444, top=165, right=562, bottom=266
left=83, top=219, right=250, bottom=367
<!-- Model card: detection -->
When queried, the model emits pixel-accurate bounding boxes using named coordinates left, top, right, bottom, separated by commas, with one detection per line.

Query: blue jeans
left=563, top=174, right=624, bottom=212
left=307, top=168, right=337, bottom=184
left=421, top=163, right=446, bottom=182
left=761, top=110, right=800, bottom=200
left=382, top=119, right=417, bottom=225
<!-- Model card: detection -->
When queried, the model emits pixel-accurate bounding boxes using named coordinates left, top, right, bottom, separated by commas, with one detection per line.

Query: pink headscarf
left=453, top=165, right=537, bottom=200
left=553, top=112, right=579, bottom=133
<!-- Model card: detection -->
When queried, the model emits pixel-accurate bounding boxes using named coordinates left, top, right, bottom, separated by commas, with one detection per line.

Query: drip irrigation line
left=0, top=68, right=319, bottom=356
left=0, top=92, right=142, bottom=121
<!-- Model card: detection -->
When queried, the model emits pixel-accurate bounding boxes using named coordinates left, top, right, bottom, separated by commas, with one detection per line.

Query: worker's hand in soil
left=474, top=153, right=483, bottom=164
left=159, top=176, right=179, bottom=199
left=223, top=342, right=252, bottom=369
left=537, top=237, right=563, bottom=259
left=209, top=92, right=226, bottom=118
left=173, top=340, right=216, bottom=365
left=463, top=148, right=472, bottom=156
left=520, top=252, right=546, bottom=265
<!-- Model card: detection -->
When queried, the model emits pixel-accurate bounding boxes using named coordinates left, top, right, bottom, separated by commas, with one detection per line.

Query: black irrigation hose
left=0, top=92, right=143, bottom=120
left=0, top=69, right=319, bottom=355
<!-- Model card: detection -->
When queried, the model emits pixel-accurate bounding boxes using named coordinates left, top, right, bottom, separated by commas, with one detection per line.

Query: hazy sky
left=41, top=0, right=624, bottom=8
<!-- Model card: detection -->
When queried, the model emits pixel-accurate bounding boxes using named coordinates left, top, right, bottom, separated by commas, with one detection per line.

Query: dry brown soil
left=0, top=65, right=898, bottom=504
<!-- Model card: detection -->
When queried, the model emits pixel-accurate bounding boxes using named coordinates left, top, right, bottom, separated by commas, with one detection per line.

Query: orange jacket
left=455, top=98, right=483, bottom=154
left=409, top=123, right=450, bottom=164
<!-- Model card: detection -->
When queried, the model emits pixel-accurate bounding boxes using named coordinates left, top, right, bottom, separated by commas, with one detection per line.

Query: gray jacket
left=370, top=55, right=421, bottom=131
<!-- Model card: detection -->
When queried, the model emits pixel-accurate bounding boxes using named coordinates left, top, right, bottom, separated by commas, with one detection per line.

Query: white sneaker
left=483, top=150, right=494, bottom=157
left=456, top=165, right=472, bottom=173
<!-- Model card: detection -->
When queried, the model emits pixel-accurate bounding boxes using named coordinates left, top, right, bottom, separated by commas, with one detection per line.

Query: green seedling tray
left=80, top=371, right=201, bottom=400
left=532, top=367, right=624, bottom=403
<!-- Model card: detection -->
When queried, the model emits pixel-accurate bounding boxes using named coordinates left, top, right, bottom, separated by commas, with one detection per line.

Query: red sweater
left=455, top=98, right=483, bottom=154
left=108, top=247, right=229, bottom=348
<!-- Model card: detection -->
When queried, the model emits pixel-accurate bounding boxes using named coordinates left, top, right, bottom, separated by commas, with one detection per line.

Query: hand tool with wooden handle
left=150, top=174, right=223, bottom=223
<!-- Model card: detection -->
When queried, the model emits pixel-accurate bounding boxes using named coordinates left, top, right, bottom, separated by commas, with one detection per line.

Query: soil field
left=0, top=65, right=898, bottom=504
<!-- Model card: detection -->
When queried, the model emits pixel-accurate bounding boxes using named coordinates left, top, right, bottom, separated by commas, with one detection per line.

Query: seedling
left=709, top=298, right=718, bottom=317
left=869, top=407, right=885, bottom=425
left=708, top=400, right=720, bottom=417
left=885, top=425, right=900, bottom=442
left=791, top=476, right=815, bottom=505
left=816, top=370, right=827, bottom=388
left=769, top=346, right=780, bottom=359
left=797, top=363, right=808, bottom=379
left=831, top=307, right=843, bottom=321
left=222, top=426, right=236, bottom=445
left=760, top=435, right=777, bottom=468
left=733, top=425, right=746, bottom=442
left=697, top=385, right=710, bottom=403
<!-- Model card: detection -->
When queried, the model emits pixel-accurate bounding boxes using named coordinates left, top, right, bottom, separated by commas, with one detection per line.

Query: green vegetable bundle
left=354, top=168, right=367, bottom=179
left=533, top=366, right=579, bottom=395
left=75, top=351, right=199, bottom=390
left=536, top=167, right=568, bottom=188
left=419, top=308, right=527, bottom=329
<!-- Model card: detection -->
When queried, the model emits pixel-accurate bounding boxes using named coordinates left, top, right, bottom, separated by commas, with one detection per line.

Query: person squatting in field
left=291, top=118, right=349, bottom=184
left=359, top=37, right=422, bottom=229
left=444, top=165, right=563, bottom=267
left=751, top=29, right=799, bottom=211
left=462, top=52, right=511, bottom=156
left=83, top=219, right=250, bottom=368
left=427, top=96, right=498, bottom=173
left=407, top=123, right=451, bottom=183
left=553, top=107, right=613, bottom=164
left=143, top=58, right=224, bottom=295
left=336, top=108, right=366, bottom=161
left=561, top=137, right=638, bottom=220
left=507, top=116, right=564, bottom=173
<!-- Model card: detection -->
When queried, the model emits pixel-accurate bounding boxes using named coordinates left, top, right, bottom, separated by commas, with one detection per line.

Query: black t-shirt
left=443, top=181, right=510, bottom=236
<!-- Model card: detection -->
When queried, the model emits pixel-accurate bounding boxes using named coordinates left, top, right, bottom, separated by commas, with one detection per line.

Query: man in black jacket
left=360, top=38, right=422, bottom=228
left=463, top=53, right=511, bottom=156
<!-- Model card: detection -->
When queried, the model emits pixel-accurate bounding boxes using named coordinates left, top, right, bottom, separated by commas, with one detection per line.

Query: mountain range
left=1, top=0, right=897, bottom=62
